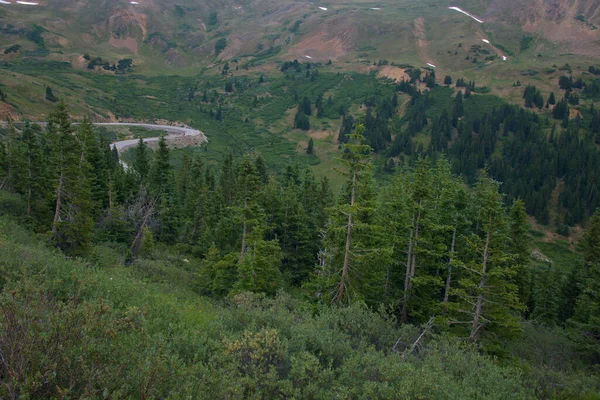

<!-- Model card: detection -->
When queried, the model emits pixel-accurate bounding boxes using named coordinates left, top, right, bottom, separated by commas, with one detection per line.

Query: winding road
left=101, top=123, right=206, bottom=152
left=3, top=121, right=207, bottom=169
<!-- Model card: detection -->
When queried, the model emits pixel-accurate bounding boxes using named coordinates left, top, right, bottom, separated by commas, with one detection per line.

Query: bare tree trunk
left=51, top=171, right=64, bottom=234
left=470, top=217, right=491, bottom=342
left=401, top=202, right=421, bottom=323
left=240, top=199, right=248, bottom=260
left=409, top=210, right=421, bottom=279
left=393, top=317, right=434, bottom=357
left=240, top=221, right=247, bottom=259
left=27, top=154, right=32, bottom=217
left=337, top=169, right=356, bottom=302
left=107, top=172, right=113, bottom=209
left=443, top=226, right=457, bottom=303
left=401, top=223, right=414, bottom=323
left=131, top=205, right=154, bottom=258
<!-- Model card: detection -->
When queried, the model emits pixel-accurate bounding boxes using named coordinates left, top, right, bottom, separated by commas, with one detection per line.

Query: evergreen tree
left=531, top=265, right=561, bottom=325
left=235, top=156, right=265, bottom=261
left=47, top=102, right=93, bottom=255
left=552, top=98, right=569, bottom=120
left=254, top=155, right=269, bottom=185
left=78, top=117, right=109, bottom=215
left=294, top=110, right=310, bottom=130
left=508, top=199, right=532, bottom=310
left=301, top=96, right=312, bottom=116
left=1, top=119, right=23, bottom=193
left=275, top=177, right=316, bottom=285
left=447, top=174, right=524, bottom=345
left=45, top=86, right=58, bottom=102
left=569, top=210, right=600, bottom=362
left=132, top=137, right=150, bottom=183
left=314, top=124, right=389, bottom=304
left=234, top=226, right=283, bottom=295
left=454, top=91, right=464, bottom=118
left=148, top=135, right=171, bottom=195
left=148, top=135, right=179, bottom=243
left=400, top=158, right=433, bottom=322
left=307, top=138, right=314, bottom=154
left=20, top=122, right=46, bottom=218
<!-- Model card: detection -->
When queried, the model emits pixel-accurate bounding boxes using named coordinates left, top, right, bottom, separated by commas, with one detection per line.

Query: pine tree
left=20, top=122, right=46, bottom=218
left=294, top=110, right=310, bottom=130
left=234, top=226, right=283, bottom=295
left=447, top=174, right=524, bottom=345
left=531, top=264, right=561, bottom=325
left=254, top=155, right=269, bottom=185
left=276, top=179, right=315, bottom=285
left=378, top=168, right=412, bottom=304
left=454, top=91, right=464, bottom=118
left=569, top=210, right=600, bottom=362
left=148, top=135, right=171, bottom=195
left=45, top=86, right=58, bottom=102
left=401, top=157, right=433, bottom=323
left=78, top=117, right=109, bottom=215
left=148, top=135, right=179, bottom=243
left=301, top=96, right=312, bottom=116
left=47, top=102, right=93, bottom=254
left=313, top=124, right=389, bottom=304
left=182, top=155, right=209, bottom=246
left=132, top=137, right=150, bottom=182
left=307, top=138, right=314, bottom=154
left=1, top=119, right=23, bottom=193
left=509, top=199, right=532, bottom=310
left=235, top=156, right=265, bottom=261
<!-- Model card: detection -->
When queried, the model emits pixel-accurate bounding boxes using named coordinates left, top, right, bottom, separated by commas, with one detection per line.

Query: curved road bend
left=99, top=123, right=206, bottom=152
left=2, top=121, right=206, bottom=152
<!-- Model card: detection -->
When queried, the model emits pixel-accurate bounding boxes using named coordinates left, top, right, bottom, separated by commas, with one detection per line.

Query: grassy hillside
left=1, top=206, right=598, bottom=398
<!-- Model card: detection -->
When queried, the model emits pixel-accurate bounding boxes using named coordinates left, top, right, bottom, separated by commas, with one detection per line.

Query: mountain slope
left=1, top=0, right=599, bottom=72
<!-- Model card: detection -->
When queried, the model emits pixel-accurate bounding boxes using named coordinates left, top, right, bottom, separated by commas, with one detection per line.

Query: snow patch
left=318, top=6, right=327, bottom=11
left=130, top=1, right=138, bottom=4
left=0, top=0, right=11, bottom=4
left=305, top=55, right=313, bottom=59
left=370, top=8, right=381, bottom=10
left=503, top=56, right=507, bottom=61
left=448, top=6, right=484, bottom=23
left=16, top=1, right=38, bottom=4
left=482, top=39, right=490, bottom=44
left=427, top=63, right=436, bottom=68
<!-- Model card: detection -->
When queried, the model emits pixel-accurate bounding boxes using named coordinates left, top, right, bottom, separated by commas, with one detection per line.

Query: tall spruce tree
left=447, top=174, right=524, bottom=345
left=313, top=124, right=389, bottom=304
left=509, top=199, right=532, bottom=310
left=569, top=210, right=600, bottom=362
left=132, top=137, right=150, bottom=183
left=1, top=119, right=23, bottom=193
left=20, top=122, right=46, bottom=218
left=235, top=156, right=264, bottom=261
left=234, top=225, right=283, bottom=295
left=47, top=102, right=93, bottom=254
left=400, top=157, right=433, bottom=323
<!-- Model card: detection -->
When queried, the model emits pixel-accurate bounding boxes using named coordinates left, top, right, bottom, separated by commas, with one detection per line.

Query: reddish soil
left=109, top=37, right=138, bottom=53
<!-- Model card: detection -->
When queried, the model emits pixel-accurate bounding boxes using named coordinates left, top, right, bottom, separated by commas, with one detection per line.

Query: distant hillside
left=1, top=0, right=599, bottom=73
